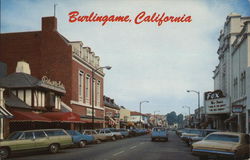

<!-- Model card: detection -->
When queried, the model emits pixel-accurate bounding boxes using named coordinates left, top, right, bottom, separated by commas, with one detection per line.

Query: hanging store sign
left=205, top=90, right=225, bottom=100
left=232, top=105, right=243, bottom=113
left=42, top=76, right=65, bottom=89
left=204, top=90, right=230, bottom=114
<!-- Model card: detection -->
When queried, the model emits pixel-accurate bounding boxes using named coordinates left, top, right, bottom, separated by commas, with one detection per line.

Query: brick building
left=104, top=96, right=120, bottom=128
left=0, top=16, right=107, bottom=129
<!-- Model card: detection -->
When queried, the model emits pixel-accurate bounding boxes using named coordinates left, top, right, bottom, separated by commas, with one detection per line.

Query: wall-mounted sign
left=114, top=113, right=120, bottom=118
left=42, top=76, right=65, bottom=89
left=205, top=97, right=230, bottom=114
left=204, top=90, right=225, bottom=100
left=232, top=105, right=243, bottom=113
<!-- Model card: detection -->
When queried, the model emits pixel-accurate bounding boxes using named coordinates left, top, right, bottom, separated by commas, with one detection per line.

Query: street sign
left=232, top=105, right=243, bottom=113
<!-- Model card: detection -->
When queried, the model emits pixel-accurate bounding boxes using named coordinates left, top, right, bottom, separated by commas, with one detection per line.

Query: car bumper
left=152, top=136, right=168, bottom=139
left=192, top=148, right=235, bottom=158
left=181, top=137, right=189, bottom=142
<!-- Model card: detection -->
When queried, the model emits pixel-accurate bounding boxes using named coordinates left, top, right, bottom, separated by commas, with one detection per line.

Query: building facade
left=0, top=61, right=84, bottom=138
left=119, top=106, right=131, bottom=128
left=211, top=13, right=250, bottom=133
left=0, top=16, right=106, bottom=129
left=103, top=96, right=120, bottom=128
left=129, top=111, right=149, bottom=128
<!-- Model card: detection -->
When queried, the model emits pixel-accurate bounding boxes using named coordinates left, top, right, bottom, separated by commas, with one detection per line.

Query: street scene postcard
left=0, top=0, right=250, bottom=160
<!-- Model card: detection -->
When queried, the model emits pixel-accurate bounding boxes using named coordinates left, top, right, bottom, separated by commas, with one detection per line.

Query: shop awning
left=127, top=121, right=135, bottom=126
left=80, top=119, right=104, bottom=124
left=10, top=111, right=51, bottom=122
left=0, top=106, right=13, bottom=118
left=41, top=112, right=82, bottom=123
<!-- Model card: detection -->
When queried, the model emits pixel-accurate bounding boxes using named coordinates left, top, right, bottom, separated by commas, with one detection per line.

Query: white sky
left=1, top=0, right=250, bottom=116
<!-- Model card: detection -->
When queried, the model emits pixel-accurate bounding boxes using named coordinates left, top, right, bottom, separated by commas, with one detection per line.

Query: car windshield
left=205, top=134, right=239, bottom=142
left=7, top=132, right=23, bottom=140
left=66, top=130, right=75, bottom=135
left=109, top=129, right=116, bottom=132
left=189, top=130, right=202, bottom=134
left=153, top=128, right=166, bottom=132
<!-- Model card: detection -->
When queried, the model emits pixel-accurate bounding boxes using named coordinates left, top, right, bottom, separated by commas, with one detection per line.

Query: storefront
left=204, top=90, right=230, bottom=130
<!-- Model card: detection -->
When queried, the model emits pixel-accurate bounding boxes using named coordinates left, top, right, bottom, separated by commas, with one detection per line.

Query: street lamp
left=154, top=110, right=160, bottom=127
left=92, top=66, right=112, bottom=129
left=186, top=90, right=200, bottom=125
left=182, top=106, right=191, bottom=127
left=139, top=100, right=149, bottom=128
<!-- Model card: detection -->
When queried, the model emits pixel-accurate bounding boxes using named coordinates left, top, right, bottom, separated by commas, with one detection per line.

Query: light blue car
left=118, top=128, right=129, bottom=138
left=151, top=127, right=168, bottom=142
left=66, top=130, right=95, bottom=148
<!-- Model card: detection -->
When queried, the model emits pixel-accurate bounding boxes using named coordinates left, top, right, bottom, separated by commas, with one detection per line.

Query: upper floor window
left=79, top=71, right=84, bottom=102
left=233, top=77, right=238, bottom=99
left=240, top=71, right=246, bottom=97
left=85, top=75, right=90, bottom=104
left=96, top=81, right=101, bottom=107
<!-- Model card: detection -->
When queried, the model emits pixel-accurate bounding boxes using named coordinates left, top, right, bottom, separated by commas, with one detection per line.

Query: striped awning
left=0, top=106, right=13, bottom=118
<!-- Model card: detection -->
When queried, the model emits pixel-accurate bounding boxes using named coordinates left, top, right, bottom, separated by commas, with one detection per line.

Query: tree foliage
left=166, top=112, right=183, bottom=125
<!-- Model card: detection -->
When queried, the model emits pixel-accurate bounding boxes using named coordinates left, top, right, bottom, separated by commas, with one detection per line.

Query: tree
left=177, top=114, right=184, bottom=127
left=166, top=111, right=177, bottom=125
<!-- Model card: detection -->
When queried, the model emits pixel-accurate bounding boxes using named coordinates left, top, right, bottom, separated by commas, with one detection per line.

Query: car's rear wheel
left=49, top=144, right=59, bottom=154
left=151, top=138, right=155, bottom=141
left=111, top=136, right=116, bottom=141
left=79, top=140, right=87, bottom=148
left=0, top=148, right=10, bottom=159
left=96, top=139, right=102, bottom=144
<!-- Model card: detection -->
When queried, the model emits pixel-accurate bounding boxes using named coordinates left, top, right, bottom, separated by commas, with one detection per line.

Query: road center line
left=113, top=151, right=125, bottom=156
left=130, top=146, right=137, bottom=149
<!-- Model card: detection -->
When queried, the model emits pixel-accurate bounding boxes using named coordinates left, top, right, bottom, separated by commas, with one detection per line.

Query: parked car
left=105, top=128, right=123, bottom=139
left=188, top=129, right=218, bottom=146
left=66, top=130, right=94, bottom=148
left=176, top=128, right=185, bottom=136
left=0, top=129, right=72, bottom=159
left=82, top=130, right=110, bottom=143
left=151, top=127, right=168, bottom=142
left=128, top=128, right=138, bottom=137
left=181, top=129, right=203, bottom=144
left=192, top=132, right=250, bottom=160
left=118, top=128, right=129, bottom=138
left=96, top=129, right=116, bottom=141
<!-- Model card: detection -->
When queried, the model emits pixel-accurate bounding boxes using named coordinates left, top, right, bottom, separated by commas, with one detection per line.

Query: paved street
left=9, top=131, right=198, bottom=160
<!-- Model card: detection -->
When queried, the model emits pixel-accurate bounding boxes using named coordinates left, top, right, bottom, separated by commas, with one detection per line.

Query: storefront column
left=247, top=110, right=250, bottom=134
left=238, top=113, right=241, bottom=132
left=0, top=118, right=3, bottom=139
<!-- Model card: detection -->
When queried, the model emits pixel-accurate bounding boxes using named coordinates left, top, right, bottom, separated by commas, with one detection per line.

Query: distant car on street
left=96, top=129, right=116, bottom=141
left=151, top=127, right=168, bottom=142
left=0, top=129, right=72, bottom=159
left=181, top=129, right=203, bottom=144
left=66, top=130, right=94, bottom=148
left=188, top=129, right=218, bottom=146
left=105, top=128, right=123, bottom=139
left=192, top=132, right=250, bottom=160
left=118, top=128, right=129, bottom=138
left=82, top=130, right=111, bottom=143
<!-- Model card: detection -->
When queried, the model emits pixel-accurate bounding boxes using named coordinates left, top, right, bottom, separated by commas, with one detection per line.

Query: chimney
left=16, top=61, right=31, bottom=75
left=0, top=62, right=7, bottom=78
left=42, top=16, right=57, bottom=32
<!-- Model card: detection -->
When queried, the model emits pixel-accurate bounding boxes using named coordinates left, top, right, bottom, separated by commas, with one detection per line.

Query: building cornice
left=70, top=100, right=104, bottom=110
left=72, top=55, right=105, bottom=77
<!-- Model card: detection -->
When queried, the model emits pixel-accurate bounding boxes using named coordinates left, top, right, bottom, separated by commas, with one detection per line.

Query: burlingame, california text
left=68, top=11, right=192, bottom=26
